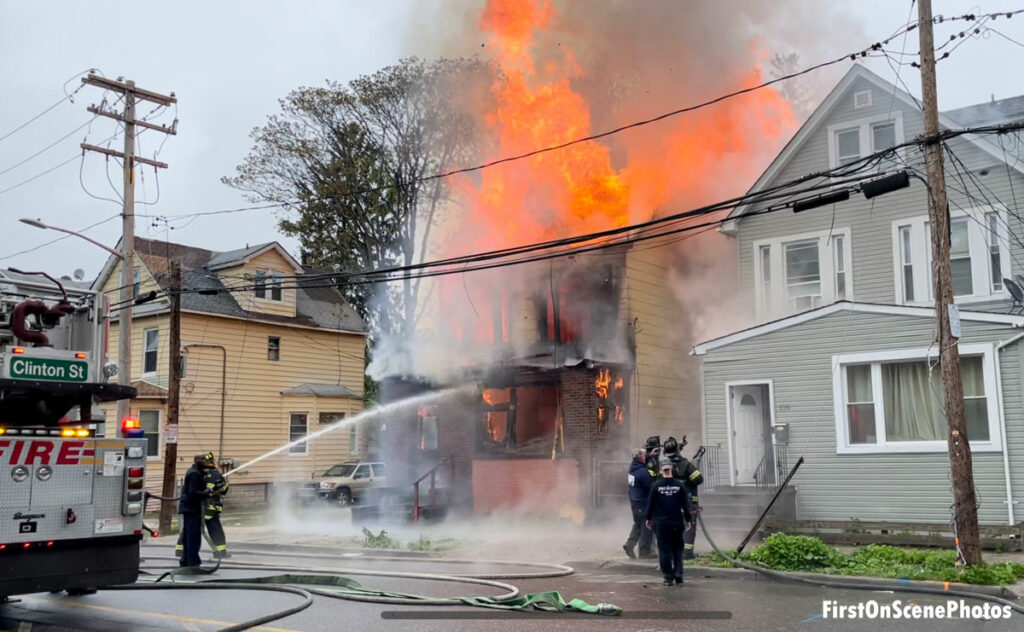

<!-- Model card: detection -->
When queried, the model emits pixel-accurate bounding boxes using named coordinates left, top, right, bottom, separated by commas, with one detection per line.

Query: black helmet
left=663, top=437, right=679, bottom=457
left=645, top=435, right=661, bottom=450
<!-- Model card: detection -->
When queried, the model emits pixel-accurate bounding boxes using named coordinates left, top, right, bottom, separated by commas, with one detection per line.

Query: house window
left=835, top=128, right=861, bottom=166
left=288, top=413, right=308, bottom=455
left=987, top=212, right=1003, bottom=292
left=143, top=328, right=159, bottom=374
left=759, top=245, right=772, bottom=314
left=139, top=409, right=160, bottom=457
left=833, top=344, right=1000, bottom=454
left=834, top=235, right=847, bottom=300
left=479, top=385, right=558, bottom=455
left=785, top=240, right=821, bottom=311
left=254, top=269, right=267, bottom=299
left=319, top=412, right=348, bottom=453
left=898, top=225, right=915, bottom=302
left=892, top=206, right=1009, bottom=305
left=828, top=114, right=904, bottom=169
left=754, top=229, right=852, bottom=318
left=132, top=267, right=141, bottom=300
left=268, top=336, right=281, bottom=361
left=271, top=274, right=283, bottom=301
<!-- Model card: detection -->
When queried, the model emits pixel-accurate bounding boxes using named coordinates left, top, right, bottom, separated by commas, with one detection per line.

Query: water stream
left=224, top=386, right=472, bottom=478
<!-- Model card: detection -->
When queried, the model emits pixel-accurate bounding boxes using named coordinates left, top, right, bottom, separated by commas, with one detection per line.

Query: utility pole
left=159, top=260, right=182, bottom=534
left=916, top=0, right=982, bottom=565
left=81, top=75, right=176, bottom=436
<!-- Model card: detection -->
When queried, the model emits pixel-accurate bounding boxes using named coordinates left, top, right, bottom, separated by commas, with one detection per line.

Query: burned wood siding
left=700, top=309, right=1022, bottom=525
left=624, top=245, right=701, bottom=448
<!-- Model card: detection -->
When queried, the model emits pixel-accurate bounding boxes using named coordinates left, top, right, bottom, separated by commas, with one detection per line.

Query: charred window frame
left=538, top=264, right=621, bottom=344
left=478, top=384, right=559, bottom=456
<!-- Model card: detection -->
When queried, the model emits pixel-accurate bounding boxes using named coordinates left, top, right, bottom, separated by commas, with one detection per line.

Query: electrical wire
left=0, top=214, right=120, bottom=262
left=0, top=69, right=94, bottom=143
left=0, top=115, right=99, bottom=177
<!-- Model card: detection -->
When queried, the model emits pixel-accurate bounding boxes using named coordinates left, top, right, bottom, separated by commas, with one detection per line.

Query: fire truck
left=0, top=269, right=143, bottom=601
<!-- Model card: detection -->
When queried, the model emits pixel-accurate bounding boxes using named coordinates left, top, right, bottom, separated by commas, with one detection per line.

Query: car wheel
left=337, top=488, right=352, bottom=506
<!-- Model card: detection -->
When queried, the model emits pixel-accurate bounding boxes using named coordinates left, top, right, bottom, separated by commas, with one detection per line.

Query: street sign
left=8, top=356, right=89, bottom=383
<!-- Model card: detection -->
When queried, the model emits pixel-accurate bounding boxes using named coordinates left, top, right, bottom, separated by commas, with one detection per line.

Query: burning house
left=365, top=0, right=801, bottom=521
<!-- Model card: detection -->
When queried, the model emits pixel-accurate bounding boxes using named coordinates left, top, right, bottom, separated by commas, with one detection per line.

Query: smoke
left=361, top=0, right=869, bottom=382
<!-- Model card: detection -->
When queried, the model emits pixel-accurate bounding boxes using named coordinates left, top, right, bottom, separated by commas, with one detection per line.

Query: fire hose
left=696, top=513, right=1024, bottom=616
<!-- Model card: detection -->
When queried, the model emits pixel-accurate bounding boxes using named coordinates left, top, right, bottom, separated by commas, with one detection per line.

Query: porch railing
left=693, top=444, right=723, bottom=492
left=753, top=443, right=789, bottom=502
left=412, top=457, right=453, bottom=522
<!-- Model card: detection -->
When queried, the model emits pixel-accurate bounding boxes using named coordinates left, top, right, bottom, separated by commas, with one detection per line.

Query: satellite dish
left=1005, top=278, right=1024, bottom=303
left=73, top=269, right=85, bottom=281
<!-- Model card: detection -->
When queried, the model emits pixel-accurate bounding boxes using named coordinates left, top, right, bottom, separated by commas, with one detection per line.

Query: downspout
left=994, top=330, right=1024, bottom=526
left=184, top=343, right=228, bottom=462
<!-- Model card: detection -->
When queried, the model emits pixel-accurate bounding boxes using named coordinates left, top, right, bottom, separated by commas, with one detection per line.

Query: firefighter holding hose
left=202, top=452, right=231, bottom=559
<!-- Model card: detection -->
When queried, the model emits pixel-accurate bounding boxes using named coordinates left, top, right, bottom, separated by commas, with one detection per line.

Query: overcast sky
left=2, top=0, right=1023, bottom=279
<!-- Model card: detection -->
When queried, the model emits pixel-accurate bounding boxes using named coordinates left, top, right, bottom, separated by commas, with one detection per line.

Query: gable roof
left=691, top=301, right=1024, bottom=355
left=207, top=242, right=303, bottom=272
left=945, top=95, right=1024, bottom=127
left=727, top=64, right=1024, bottom=221
left=92, top=237, right=365, bottom=333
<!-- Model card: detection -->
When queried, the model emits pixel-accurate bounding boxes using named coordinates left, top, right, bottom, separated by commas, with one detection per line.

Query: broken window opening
left=479, top=385, right=558, bottom=456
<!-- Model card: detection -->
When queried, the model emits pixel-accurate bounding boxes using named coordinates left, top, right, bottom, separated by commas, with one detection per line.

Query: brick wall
left=471, top=458, right=579, bottom=513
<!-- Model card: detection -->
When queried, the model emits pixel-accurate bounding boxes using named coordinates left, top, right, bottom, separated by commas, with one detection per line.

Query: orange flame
left=595, top=368, right=612, bottom=399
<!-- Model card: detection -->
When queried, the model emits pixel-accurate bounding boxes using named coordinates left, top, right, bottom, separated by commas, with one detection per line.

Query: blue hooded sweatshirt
left=627, top=459, right=655, bottom=504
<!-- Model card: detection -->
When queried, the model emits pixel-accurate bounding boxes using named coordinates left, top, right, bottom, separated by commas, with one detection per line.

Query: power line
left=0, top=153, right=81, bottom=196
left=0, top=68, right=95, bottom=143
left=0, top=115, right=99, bottom=177
left=0, top=214, right=120, bottom=262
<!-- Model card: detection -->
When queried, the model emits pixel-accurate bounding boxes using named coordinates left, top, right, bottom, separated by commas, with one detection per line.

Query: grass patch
left=406, top=535, right=462, bottom=552
left=692, top=533, right=1024, bottom=586
left=361, top=527, right=400, bottom=549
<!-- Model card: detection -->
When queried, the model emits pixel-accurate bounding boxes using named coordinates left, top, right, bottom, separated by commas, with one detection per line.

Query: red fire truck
left=0, top=269, right=142, bottom=601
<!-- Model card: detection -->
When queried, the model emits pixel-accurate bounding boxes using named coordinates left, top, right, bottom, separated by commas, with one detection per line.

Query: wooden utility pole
left=916, top=0, right=982, bottom=565
left=159, top=260, right=182, bottom=534
left=80, top=75, right=176, bottom=436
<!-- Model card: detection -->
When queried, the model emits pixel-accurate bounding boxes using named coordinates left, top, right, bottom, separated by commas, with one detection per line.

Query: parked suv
left=317, top=461, right=386, bottom=505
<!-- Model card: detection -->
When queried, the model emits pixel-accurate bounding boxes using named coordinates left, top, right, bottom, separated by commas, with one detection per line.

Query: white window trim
left=142, top=328, right=159, bottom=377
left=890, top=205, right=1011, bottom=306
left=288, top=412, right=310, bottom=456
left=831, top=343, right=1003, bottom=454
left=753, top=227, right=853, bottom=319
left=827, top=112, right=905, bottom=170
left=139, top=408, right=162, bottom=460
left=349, top=425, right=359, bottom=457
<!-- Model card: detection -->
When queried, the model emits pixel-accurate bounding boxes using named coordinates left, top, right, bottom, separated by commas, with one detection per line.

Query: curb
left=187, top=540, right=438, bottom=559
left=580, top=559, right=1019, bottom=599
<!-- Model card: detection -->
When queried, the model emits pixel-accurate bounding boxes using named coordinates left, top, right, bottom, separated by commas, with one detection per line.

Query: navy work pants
left=653, top=521, right=684, bottom=583
left=624, top=501, right=654, bottom=555
left=179, top=512, right=203, bottom=567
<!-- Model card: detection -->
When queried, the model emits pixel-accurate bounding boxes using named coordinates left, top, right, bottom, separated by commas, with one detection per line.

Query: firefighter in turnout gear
left=202, top=452, right=230, bottom=558
left=662, top=436, right=703, bottom=559
left=176, top=453, right=230, bottom=561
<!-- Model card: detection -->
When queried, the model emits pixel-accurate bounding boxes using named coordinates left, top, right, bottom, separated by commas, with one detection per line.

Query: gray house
left=694, top=64, right=1024, bottom=526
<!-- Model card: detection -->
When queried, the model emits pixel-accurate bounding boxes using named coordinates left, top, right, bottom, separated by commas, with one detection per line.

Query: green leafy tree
left=224, top=57, right=486, bottom=343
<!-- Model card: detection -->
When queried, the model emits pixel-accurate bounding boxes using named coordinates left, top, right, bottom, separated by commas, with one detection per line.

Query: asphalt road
left=1, top=543, right=1020, bottom=631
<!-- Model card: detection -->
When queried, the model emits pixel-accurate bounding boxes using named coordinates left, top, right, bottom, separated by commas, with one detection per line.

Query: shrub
left=746, top=534, right=842, bottom=571
left=361, top=527, right=399, bottom=549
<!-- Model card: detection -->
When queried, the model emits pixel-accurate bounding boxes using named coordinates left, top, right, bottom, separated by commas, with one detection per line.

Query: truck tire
left=337, top=488, right=352, bottom=506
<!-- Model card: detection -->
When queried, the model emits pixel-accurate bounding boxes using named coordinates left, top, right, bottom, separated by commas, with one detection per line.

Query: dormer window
left=254, top=269, right=283, bottom=301
left=828, top=113, right=904, bottom=170
left=254, top=269, right=267, bottom=299
left=754, top=228, right=853, bottom=319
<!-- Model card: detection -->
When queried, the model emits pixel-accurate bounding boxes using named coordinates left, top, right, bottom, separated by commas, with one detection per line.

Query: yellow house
left=93, top=237, right=367, bottom=505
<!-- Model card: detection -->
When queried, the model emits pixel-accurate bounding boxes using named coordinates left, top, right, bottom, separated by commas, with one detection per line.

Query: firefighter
left=623, top=449, right=655, bottom=559
left=645, top=457, right=694, bottom=586
left=643, top=435, right=661, bottom=472
left=202, top=452, right=230, bottom=558
left=662, top=436, right=703, bottom=559
left=178, top=453, right=211, bottom=567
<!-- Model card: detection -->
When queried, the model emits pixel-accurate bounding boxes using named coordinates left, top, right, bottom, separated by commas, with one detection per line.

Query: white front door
left=730, top=384, right=767, bottom=484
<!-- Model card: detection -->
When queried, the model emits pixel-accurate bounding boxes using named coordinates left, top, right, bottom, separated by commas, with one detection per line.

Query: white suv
left=317, top=461, right=386, bottom=505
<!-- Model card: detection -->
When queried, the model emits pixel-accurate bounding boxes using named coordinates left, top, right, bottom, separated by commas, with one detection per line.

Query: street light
left=20, top=217, right=132, bottom=437
left=20, top=218, right=124, bottom=259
